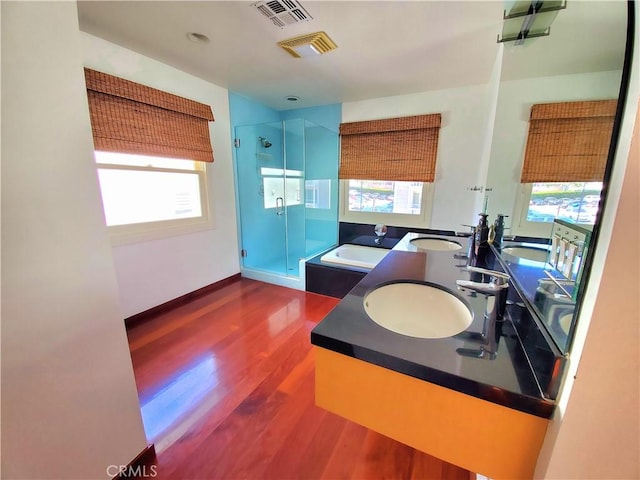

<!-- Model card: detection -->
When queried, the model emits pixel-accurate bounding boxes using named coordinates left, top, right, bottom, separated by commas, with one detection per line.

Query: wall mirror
left=485, top=0, right=631, bottom=353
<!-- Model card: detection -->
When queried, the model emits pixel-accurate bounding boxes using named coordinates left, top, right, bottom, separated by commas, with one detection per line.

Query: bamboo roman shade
left=339, top=114, right=442, bottom=182
left=520, top=99, right=617, bottom=183
left=84, top=68, right=215, bottom=162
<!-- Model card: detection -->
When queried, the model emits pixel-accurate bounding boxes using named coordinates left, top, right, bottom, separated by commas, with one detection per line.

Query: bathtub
left=320, top=244, right=390, bottom=270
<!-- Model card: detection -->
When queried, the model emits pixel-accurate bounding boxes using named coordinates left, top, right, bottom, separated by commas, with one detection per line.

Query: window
left=337, top=114, right=440, bottom=228
left=346, top=180, right=423, bottom=214
left=411, top=190, right=421, bottom=210
left=95, top=152, right=211, bottom=244
left=512, top=100, right=614, bottom=237
left=84, top=68, right=216, bottom=244
left=512, top=182, right=602, bottom=237
left=340, top=179, right=433, bottom=227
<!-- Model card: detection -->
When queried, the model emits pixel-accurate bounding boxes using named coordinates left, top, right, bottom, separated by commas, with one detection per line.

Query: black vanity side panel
left=305, top=261, right=367, bottom=298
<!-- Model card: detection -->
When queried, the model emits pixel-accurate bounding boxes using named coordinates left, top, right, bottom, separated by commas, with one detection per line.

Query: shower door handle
left=276, top=197, right=284, bottom=216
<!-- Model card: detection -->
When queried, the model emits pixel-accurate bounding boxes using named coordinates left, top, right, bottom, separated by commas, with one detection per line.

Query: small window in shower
left=260, top=167, right=303, bottom=209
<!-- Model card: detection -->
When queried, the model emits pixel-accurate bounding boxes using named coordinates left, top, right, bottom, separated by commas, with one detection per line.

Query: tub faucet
left=455, top=266, right=510, bottom=359
left=374, top=224, right=387, bottom=245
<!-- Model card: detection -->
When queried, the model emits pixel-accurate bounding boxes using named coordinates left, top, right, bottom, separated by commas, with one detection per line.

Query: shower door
left=235, top=120, right=305, bottom=276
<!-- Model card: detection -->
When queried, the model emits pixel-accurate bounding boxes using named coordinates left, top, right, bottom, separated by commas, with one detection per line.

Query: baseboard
left=124, top=273, right=241, bottom=328
left=112, top=444, right=156, bottom=479
left=240, top=268, right=305, bottom=291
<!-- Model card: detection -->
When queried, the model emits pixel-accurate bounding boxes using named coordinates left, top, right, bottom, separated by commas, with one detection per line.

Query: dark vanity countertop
left=310, top=233, right=557, bottom=418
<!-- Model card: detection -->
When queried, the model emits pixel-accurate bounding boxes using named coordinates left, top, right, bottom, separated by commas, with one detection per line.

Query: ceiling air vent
left=278, top=31, right=337, bottom=58
left=252, top=0, right=313, bottom=28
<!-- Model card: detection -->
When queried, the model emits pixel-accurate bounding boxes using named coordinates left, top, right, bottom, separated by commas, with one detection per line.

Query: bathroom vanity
left=310, top=232, right=562, bottom=479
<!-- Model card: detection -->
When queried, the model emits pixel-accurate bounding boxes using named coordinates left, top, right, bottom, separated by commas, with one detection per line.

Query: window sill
left=108, top=217, right=215, bottom=246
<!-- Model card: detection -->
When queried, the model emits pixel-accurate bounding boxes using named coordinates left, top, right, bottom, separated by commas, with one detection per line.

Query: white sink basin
left=363, top=281, right=473, bottom=338
left=410, top=237, right=463, bottom=252
left=502, top=246, right=549, bottom=263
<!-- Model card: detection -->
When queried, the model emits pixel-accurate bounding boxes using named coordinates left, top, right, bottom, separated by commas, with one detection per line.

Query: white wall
left=81, top=33, right=240, bottom=317
left=474, top=44, right=504, bottom=219
left=1, top=3, right=147, bottom=478
left=340, top=64, right=622, bottom=234
left=342, top=82, right=498, bottom=232
left=485, top=69, right=623, bottom=225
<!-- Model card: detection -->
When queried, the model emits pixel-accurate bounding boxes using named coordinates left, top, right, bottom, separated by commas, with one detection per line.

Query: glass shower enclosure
left=234, top=118, right=338, bottom=287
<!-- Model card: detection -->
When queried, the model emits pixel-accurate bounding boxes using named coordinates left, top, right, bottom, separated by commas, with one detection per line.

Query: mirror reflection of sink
left=558, top=312, right=573, bottom=335
left=502, top=245, right=549, bottom=263
left=363, top=281, right=473, bottom=338
left=410, top=237, right=463, bottom=252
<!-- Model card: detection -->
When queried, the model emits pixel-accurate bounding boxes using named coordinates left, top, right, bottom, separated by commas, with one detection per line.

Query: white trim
left=108, top=216, right=215, bottom=246
left=510, top=183, right=554, bottom=238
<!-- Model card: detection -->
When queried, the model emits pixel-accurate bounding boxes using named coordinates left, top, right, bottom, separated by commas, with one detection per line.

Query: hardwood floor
left=126, top=278, right=472, bottom=480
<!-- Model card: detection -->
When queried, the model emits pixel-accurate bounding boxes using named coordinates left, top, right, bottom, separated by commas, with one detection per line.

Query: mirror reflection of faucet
left=454, top=266, right=510, bottom=359
left=489, top=214, right=509, bottom=248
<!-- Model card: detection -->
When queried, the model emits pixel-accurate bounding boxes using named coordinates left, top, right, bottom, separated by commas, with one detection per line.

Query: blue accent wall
left=228, top=92, right=280, bottom=128
left=229, top=93, right=341, bottom=275
left=229, top=93, right=282, bottom=271
left=280, top=103, right=341, bottom=132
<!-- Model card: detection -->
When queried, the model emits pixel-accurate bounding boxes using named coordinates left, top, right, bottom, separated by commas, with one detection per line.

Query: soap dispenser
left=474, top=213, right=490, bottom=253
left=492, top=214, right=508, bottom=248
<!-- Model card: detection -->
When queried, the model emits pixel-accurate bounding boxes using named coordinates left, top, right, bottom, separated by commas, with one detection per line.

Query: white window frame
left=339, top=180, right=434, bottom=228
left=511, top=183, right=600, bottom=238
left=95, top=153, right=214, bottom=245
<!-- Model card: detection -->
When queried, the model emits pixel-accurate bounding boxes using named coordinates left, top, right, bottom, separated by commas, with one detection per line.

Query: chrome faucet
left=453, top=224, right=476, bottom=262
left=455, top=266, right=510, bottom=359
left=374, top=224, right=387, bottom=245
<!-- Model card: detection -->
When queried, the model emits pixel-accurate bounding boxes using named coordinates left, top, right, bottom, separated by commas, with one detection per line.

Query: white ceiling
left=77, top=1, right=628, bottom=111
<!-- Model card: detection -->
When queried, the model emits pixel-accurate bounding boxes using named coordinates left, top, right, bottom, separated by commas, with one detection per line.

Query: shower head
left=258, top=137, right=272, bottom=148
